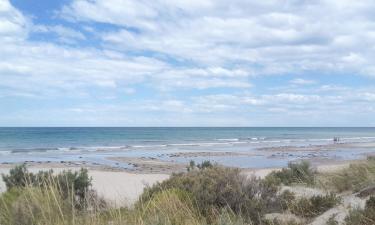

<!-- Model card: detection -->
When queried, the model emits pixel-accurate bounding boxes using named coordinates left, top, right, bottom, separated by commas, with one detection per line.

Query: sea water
left=0, top=127, right=374, bottom=168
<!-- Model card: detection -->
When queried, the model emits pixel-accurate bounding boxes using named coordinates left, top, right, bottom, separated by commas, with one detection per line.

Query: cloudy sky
left=1, top=0, right=375, bottom=126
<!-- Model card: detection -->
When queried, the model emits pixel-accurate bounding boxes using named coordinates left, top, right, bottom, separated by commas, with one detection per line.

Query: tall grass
left=0, top=181, right=252, bottom=225
left=317, top=156, right=375, bottom=193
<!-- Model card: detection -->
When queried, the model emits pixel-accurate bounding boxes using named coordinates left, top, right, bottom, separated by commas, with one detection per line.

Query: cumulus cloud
left=61, top=0, right=375, bottom=77
left=1, top=0, right=375, bottom=125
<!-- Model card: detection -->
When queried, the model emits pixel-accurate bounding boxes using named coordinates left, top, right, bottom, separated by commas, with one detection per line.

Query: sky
left=0, top=0, right=375, bottom=127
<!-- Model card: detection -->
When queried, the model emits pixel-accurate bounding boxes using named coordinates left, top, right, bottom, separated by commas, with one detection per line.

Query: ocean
left=1, top=127, right=375, bottom=168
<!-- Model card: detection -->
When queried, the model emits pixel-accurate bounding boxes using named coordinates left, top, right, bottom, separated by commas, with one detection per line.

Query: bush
left=1, top=164, right=52, bottom=190
left=140, top=165, right=279, bottom=224
left=265, top=161, right=316, bottom=186
left=1, top=164, right=93, bottom=208
left=345, top=196, right=375, bottom=225
left=289, top=193, right=340, bottom=218
left=197, top=160, right=214, bottom=170
left=278, top=190, right=296, bottom=210
left=187, top=160, right=214, bottom=172
left=55, top=169, right=92, bottom=206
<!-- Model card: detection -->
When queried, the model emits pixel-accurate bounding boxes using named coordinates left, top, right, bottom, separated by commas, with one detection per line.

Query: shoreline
left=1, top=140, right=374, bottom=207
left=2, top=141, right=374, bottom=170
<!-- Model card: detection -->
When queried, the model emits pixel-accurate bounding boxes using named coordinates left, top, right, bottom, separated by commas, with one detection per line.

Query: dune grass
left=317, top=156, right=375, bottom=193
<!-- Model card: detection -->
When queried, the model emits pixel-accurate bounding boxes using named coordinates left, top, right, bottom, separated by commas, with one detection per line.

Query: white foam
left=216, top=138, right=239, bottom=141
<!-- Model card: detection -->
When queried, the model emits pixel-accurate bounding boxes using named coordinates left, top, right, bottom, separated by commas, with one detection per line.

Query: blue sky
left=1, top=0, right=375, bottom=126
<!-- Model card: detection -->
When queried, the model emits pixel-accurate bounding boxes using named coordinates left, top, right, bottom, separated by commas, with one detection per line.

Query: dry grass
left=0, top=184, right=254, bottom=225
left=316, top=157, right=375, bottom=193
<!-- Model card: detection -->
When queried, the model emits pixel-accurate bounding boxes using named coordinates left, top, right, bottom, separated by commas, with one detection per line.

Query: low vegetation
left=317, top=156, right=375, bottom=193
left=277, top=190, right=340, bottom=219
left=141, top=163, right=280, bottom=224
left=288, top=193, right=340, bottom=218
left=0, top=162, right=284, bottom=225
left=265, top=161, right=316, bottom=186
left=2, top=164, right=95, bottom=208
left=0, top=159, right=374, bottom=225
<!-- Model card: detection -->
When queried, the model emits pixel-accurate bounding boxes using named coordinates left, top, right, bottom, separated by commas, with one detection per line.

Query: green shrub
left=140, top=165, right=279, bottom=224
left=197, top=160, right=214, bottom=170
left=289, top=193, right=340, bottom=218
left=2, top=165, right=93, bottom=208
left=265, top=161, right=316, bottom=186
left=55, top=169, right=92, bottom=205
left=1, top=164, right=52, bottom=190
left=187, top=160, right=214, bottom=172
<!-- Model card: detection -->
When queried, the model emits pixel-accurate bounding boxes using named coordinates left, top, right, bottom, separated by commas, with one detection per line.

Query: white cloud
left=33, top=25, right=86, bottom=43
left=0, top=0, right=29, bottom=41
left=290, top=78, right=316, bottom=85
left=60, top=0, right=375, bottom=78
left=1, top=0, right=375, bottom=126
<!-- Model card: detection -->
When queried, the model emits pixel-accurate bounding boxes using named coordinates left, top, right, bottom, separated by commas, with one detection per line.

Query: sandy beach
left=0, top=157, right=359, bottom=207
left=0, top=165, right=169, bottom=207
left=0, top=164, right=273, bottom=206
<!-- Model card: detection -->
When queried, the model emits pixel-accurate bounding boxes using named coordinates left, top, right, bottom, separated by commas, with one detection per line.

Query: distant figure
left=333, top=137, right=340, bottom=143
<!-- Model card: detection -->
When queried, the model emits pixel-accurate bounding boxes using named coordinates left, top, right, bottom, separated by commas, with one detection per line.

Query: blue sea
left=1, top=127, right=375, bottom=169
